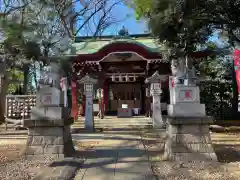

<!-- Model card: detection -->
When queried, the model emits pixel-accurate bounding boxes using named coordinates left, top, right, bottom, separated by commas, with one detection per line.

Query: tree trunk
left=33, top=63, right=38, bottom=89
left=0, top=75, right=9, bottom=124
left=23, top=64, right=29, bottom=94
left=232, top=64, right=238, bottom=119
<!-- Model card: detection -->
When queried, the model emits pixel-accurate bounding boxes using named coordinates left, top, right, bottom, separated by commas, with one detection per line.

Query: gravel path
left=0, top=159, right=41, bottom=180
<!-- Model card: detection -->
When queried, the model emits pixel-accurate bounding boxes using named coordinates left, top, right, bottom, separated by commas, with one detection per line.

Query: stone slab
left=44, top=145, right=64, bottom=154
left=169, top=133, right=212, bottom=144
left=76, top=158, right=116, bottom=180
left=24, top=118, right=74, bottom=127
left=31, top=107, right=69, bottom=120
left=23, top=154, right=64, bottom=161
left=74, top=132, right=155, bottom=180
left=167, top=124, right=210, bottom=134
left=36, top=87, right=64, bottom=107
left=34, top=158, right=83, bottom=180
left=28, top=127, right=63, bottom=136
left=171, top=85, right=200, bottom=104
left=26, top=136, right=64, bottom=146
left=167, top=116, right=213, bottom=125
left=166, top=152, right=218, bottom=161
left=168, top=103, right=206, bottom=117
left=167, top=143, right=215, bottom=153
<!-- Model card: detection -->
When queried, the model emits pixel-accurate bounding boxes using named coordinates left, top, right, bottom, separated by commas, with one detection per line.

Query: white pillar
left=79, top=74, right=97, bottom=132
left=145, top=71, right=167, bottom=128
left=151, top=89, right=163, bottom=128
left=85, top=91, right=94, bottom=131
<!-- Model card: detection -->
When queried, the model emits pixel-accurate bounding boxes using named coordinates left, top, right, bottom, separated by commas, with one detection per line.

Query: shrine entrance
left=70, top=35, right=171, bottom=119
left=108, top=83, right=142, bottom=113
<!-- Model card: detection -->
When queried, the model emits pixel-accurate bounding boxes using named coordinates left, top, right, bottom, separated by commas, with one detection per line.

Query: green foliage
left=200, top=81, right=233, bottom=120
left=196, top=49, right=233, bottom=120
left=131, top=0, right=152, bottom=20
left=7, top=68, right=24, bottom=94
left=132, top=0, right=240, bottom=46
left=149, top=0, right=213, bottom=52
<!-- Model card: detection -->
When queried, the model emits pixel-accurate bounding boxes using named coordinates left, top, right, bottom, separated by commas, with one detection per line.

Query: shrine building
left=69, top=32, right=212, bottom=119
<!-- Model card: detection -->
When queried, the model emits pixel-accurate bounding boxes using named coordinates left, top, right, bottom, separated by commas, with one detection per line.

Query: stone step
left=74, top=119, right=152, bottom=122
left=72, top=125, right=152, bottom=128
left=71, top=126, right=152, bottom=129
left=92, top=118, right=152, bottom=121
left=73, top=122, right=153, bottom=125
left=72, top=124, right=152, bottom=127
left=72, top=123, right=152, bottom=126
left=74, top=119, right=152, bottom=123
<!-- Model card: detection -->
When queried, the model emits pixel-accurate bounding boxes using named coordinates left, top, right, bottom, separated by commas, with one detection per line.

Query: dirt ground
left=0, top=139, right=26, bottom=164
left=141, top=128, right=240, bottom=180
left=0, top=129, right=240, bottom=180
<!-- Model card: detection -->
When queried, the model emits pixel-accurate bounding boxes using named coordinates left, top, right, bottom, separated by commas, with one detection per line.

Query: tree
left=130, top=0, right=240, bottom=118
left=39, top=0, right=122, bottom=38
left=0, top=0, right=122, bottom=123
left=126, top=0, right=152, bottom=20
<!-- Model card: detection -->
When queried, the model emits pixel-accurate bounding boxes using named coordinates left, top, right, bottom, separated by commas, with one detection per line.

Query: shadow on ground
left=214, top=144, right=240, bottom=163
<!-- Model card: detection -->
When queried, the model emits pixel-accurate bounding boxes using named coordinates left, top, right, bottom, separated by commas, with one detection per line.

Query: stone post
left=165, top=67, right=217, bottom=161
left=23, top=62, right=75, bottom=160
left=145, top=71, right=167, bottom=128
left=79, top=74, right=97, bottom=131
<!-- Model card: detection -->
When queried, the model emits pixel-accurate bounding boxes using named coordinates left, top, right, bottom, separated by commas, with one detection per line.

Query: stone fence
left=5, top=95, right=36, bottom=121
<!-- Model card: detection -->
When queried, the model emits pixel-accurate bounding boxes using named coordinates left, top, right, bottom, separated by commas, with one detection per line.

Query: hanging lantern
left=119, top=74, right=122, bottom=82
left=125, top=74, right=129, bottom=82
left=111, top=75, right=115, bottom=82
left=133, top=74, right=136, bottom=81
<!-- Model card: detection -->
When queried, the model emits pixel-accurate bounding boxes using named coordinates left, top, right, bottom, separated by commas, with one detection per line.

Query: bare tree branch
left=50, top=0, right=122, bottom=37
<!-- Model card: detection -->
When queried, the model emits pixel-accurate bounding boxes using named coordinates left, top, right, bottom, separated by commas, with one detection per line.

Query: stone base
left=31, top=106, right=70, bottom=120
left=164, top=116, right=217, bottom=161
left=168, top=103, right=205, bottom=117
left=23, top=118, right=75, bottom=159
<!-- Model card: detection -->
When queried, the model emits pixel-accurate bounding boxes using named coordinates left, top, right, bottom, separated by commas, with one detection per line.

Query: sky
left=102, top=2, right=148, bottom=35
left=75, top=1, right=148, bottom=36
left=74, top=1, right=226, bottom=47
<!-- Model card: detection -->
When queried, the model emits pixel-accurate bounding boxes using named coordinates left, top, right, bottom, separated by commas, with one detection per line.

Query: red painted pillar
left=71, top=79, right=78, bottom=120
left=82, top=94, right=86, bottom=116
left=103, top=80, right=108, bottom=112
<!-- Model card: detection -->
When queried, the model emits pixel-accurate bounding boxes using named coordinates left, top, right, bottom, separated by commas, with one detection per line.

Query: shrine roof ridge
left=68, top=35, right=163, bottom=55
left=74, top=33, right=152, bottom=42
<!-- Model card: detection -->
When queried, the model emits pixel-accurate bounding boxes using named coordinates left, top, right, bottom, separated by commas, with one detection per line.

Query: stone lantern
left=79, top=74, right=97, bottom=131
left=145, top=71, right=167, bottom=128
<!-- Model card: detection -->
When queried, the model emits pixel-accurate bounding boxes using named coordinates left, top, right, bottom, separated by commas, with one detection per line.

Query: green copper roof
left=65, top=34, right=166, bottom=55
